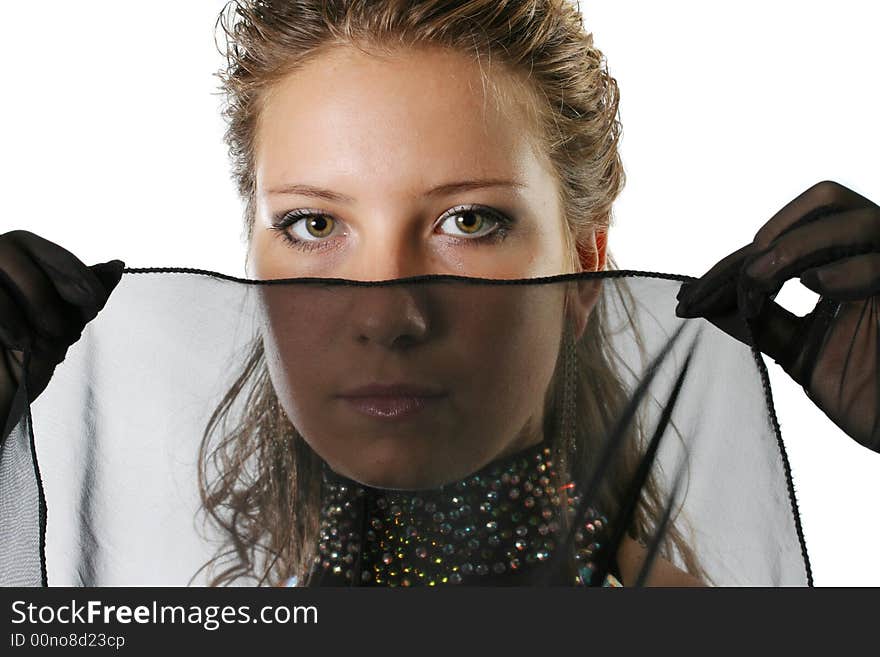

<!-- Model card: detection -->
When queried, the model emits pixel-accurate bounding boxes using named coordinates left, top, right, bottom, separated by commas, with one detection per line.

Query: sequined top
left=291, top=440, right=624, bottom=587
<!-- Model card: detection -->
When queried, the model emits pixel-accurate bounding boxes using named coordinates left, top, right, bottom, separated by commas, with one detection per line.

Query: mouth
left=336, top=383, right=448, bottom=420
left=339, top=395, right=446, bottom=419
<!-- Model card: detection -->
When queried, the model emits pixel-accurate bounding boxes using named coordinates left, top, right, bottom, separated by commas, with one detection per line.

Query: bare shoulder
left=615, top=535, right=706, bottom=587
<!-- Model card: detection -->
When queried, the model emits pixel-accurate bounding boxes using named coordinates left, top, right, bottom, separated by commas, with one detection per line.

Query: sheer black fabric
left=0, top=269, right=811, bottom=586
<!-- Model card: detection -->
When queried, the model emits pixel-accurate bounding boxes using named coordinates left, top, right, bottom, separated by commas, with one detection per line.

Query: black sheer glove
left=0, top=230, right=124, bottom=439
left=675, top=180, right=880, bottom=452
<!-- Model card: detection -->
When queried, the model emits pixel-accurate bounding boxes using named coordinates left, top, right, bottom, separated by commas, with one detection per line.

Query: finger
left=753, top=180, right=875, bottom=251
left=801, top=253, right=880, bottom=301
left=89, top=260, right=126, bottom=301
left=6, top=230, right=106, bottom=305
left=694, top=298, right=802, bottom=370
left=0, top=285, right=32, bottom=349
left=744, top=207, right=880, bottom=293
left=675, top=243, right=755, bottom=315
left=684, top=182, right=877, bottom=315
left=676, top=244, right=787, bottom=317
left=0, top=245, right=92, bottom=341
left=678, top=284, right=782, bottom=320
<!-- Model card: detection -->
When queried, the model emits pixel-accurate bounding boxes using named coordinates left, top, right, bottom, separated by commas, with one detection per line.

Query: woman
left=1, top=0, right=877, bottom=587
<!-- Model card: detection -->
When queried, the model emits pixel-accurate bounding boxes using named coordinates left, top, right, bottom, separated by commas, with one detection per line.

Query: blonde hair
left=196, top=0, right=707, bottom=586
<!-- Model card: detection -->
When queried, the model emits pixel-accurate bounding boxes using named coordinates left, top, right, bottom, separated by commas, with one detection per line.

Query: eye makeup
left=269, top=204, right=517, bottom=253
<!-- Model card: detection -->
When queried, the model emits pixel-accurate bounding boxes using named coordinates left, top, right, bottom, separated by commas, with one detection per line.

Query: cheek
left=248, top=220, right=326, bottom=280
left=257, top=285, right=342, bottom=430
left=247, top=230, right=273, bottom=279
left=451, top=286, right=566, bottom=424
left=454, top=326, right=560, bottom=442
left=506, top=220, right=575, bottom=278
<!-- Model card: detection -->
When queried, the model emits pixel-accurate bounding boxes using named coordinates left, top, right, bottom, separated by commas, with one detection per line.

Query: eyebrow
left=265, top=178, right=527, bottom=203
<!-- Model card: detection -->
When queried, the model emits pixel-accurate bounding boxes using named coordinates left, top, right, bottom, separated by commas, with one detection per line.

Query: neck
left=308, top=439, right=612, bottom=586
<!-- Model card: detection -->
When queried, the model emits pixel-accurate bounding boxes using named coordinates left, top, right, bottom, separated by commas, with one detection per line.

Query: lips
left=337, top=383, right=447, bottom=420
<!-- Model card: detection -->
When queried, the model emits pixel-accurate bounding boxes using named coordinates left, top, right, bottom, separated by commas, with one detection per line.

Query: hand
left=0, top=230, right=124, bottom=439
left=675, top=180, right=880, bottom=452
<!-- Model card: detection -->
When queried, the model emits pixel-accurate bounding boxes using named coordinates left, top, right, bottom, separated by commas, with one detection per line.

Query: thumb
left=88, top=260, right=126, bottom=297
left=734, top=273, right=813, bottom=382
left=742, top=302, right=803, bottom=376
left=693, top=297, right=805, bottom=380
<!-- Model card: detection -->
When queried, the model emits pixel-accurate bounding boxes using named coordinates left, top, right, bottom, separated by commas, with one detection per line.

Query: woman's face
left=249, top=45, right=605, bottom=488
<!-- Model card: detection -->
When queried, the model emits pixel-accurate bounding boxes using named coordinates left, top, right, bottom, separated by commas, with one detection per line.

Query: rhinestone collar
left=310, top=440, right=614, bottom=586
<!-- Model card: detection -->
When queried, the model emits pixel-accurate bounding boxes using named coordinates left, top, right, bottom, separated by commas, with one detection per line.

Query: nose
left=349, top=284, right=431, bottom=350
left=340, top=224, right=442, bottom=282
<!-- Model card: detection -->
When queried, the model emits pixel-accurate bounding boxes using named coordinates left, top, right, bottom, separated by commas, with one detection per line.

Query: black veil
left=0, top=268, right=811, bottom=586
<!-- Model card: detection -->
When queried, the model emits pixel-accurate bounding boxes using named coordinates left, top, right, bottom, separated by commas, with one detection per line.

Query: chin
left=332, top=444, right=477, bottom=491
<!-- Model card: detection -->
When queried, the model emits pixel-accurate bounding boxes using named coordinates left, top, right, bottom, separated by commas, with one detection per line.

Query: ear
left=568, top=227, right=609, bottom=340
left=576, top=227, right=608, bottom=272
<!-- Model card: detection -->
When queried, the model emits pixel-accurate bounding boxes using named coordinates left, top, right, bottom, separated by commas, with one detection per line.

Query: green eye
left=455, top=211, right=485, bottom=234
left=271, top=205, right=514, bottom=254
left=304, top=215, right=335, bottom=238
left=439, top=207, right=509, bottom=240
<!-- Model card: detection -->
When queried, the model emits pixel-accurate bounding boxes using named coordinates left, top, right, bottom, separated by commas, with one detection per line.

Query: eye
left=269, top=204, right=515, bottom=253
left=269, top=209, right=342, bottom=253
left=436, top=206, right=513, bottom=241
left=290, top=213, right=336, bottom=240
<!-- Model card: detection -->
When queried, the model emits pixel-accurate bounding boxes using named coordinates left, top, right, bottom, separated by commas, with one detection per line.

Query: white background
left=1, top=0, right=877, bottom=585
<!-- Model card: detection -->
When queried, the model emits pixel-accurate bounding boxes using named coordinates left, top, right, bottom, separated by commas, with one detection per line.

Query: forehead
left=254, top=45, right=546, bottom=191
